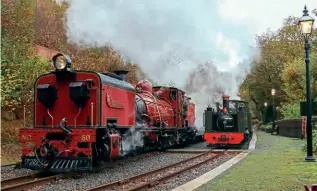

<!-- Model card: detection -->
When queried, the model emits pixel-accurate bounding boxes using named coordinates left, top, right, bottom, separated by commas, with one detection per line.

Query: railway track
left=83, top=151, right=227, bottom=191
left=0, top=151, right=165, bottom=191
left=1, top=173, right=65, bottom=191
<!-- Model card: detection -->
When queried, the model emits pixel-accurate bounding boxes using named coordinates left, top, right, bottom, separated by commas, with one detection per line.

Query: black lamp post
left=271, top=89, right=276, bottom=134
left=264, top=102, right=268, bottom=124
left=298, top=5, right=315, bottom=162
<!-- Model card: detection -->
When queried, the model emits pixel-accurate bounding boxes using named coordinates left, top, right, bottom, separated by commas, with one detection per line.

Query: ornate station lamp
left=298, top=5, right=315, bottom=162
left=271, top=89, right=276, bottom=134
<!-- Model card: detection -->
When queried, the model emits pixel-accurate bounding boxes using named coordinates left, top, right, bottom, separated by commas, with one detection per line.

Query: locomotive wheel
left=157, top=141, right=165, bottom=151
left=143, top=145, right=150, bottom=152
left=129, top=151, right=137, bottom=157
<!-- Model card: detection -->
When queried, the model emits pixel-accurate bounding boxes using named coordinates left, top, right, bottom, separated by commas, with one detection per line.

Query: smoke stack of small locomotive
left=61, top=0, right=258, bottom=133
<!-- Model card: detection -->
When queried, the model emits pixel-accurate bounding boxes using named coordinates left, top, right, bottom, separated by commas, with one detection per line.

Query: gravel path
left=147, top=153, right=236, bottom=191
left=253, top=131, right=302, bottom=152
left=29, top=152, right=197, bottom=191
left=185, top=141, right=208, bottom=149
left=1, top=165, right=35, bottom=180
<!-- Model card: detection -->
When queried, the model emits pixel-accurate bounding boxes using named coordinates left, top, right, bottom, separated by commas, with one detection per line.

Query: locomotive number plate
left=81, top=135, right=91, bottom=141
left=21, top=135, right=32, bottom=141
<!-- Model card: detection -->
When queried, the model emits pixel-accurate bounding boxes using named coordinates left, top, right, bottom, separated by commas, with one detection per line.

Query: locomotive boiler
left=203, top=95, right=252, bottom=147
left=18, top=53, right=198, bottom=172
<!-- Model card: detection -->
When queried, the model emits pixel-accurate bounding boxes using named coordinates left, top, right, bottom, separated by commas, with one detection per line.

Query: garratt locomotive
left=203, top=95, right=252, bottom=147
left=19, top=53, right=199, bottom=172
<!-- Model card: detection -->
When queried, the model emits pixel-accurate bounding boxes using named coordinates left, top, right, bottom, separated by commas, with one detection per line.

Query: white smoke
left=184, top=56, right=258, bottom=132
left=120, top=123, right=144, bottom=156
left=62, top=0, right=260, bottom=131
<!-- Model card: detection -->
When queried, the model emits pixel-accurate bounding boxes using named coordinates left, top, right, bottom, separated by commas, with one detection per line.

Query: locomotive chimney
left=222, top=95, right=230, bottom=111
left=113, top=70, right=129, bottom=82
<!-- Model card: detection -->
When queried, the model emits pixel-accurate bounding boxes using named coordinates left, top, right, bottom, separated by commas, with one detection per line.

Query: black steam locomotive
left=203, top=95, right=252, bottom=147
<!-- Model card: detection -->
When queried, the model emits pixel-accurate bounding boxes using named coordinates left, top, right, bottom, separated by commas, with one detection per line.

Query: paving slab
left=248, top=130, right=257, bottom=152
left=171, top=152, right=249, bottom=191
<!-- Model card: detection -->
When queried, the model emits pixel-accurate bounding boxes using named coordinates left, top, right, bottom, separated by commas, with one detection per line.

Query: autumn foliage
left=239, top=15, right=317, bottom=120
left=1, top=0, right=143, bottom=124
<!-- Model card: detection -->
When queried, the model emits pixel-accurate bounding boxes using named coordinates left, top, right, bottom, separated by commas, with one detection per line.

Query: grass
left=196, top=131, right=317, bottom=191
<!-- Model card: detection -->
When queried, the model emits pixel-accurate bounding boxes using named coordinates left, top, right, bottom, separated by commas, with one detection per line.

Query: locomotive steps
left=171, top=128, right=257, bottom=191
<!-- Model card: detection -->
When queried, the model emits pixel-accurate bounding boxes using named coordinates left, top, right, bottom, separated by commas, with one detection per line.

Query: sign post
left=302, top=116, right=307, bottom=139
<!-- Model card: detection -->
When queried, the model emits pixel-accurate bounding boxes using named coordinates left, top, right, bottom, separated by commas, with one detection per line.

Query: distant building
left=33, top=45, right=60, bottom=66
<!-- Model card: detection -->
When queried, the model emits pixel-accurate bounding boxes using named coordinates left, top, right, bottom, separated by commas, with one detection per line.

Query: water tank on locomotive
left=216, top=113, right=234, bottom=131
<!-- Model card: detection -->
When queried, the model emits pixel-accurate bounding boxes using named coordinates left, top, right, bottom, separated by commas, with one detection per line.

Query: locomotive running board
left=21, top=156, right=93, bottom=173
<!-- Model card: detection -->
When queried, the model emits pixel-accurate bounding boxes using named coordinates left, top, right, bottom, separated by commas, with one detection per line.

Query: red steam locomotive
left=19, top=53, right=198, bottom=172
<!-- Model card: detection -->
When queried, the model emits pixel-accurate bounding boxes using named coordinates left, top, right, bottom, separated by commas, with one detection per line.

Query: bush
left=302, top=130, right=317, bottom=153
left=259, top=123, right=273, bottom=133
left=1, top=52, right=51, bottom=121
left=1, top=0, right=143, bottom=119
left=280, top=102, right=301, bottom=119
left=252, top=119, right=260, bottom=126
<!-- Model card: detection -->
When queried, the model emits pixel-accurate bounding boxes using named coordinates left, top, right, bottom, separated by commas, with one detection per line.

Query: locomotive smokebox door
left=69, top=82, right=90, bottom=108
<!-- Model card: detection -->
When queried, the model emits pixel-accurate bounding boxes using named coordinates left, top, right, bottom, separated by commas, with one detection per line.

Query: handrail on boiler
left=137, top=90, right=163, bottom=135
left=91, top=102, right=94, bottom=127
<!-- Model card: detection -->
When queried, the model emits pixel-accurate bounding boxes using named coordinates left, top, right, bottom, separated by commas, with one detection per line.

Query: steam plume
left=62, top=0, right=259, bottom=131
left=120, top=124, right=144, bottom=156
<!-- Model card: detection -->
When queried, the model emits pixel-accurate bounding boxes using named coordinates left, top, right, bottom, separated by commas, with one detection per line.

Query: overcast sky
left=216, top=0, right=317, bottom=68
left=62, top=0, right=317, bottom=72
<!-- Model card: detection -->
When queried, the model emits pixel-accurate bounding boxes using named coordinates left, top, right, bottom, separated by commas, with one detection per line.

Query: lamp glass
left=271, top=89, right=276, bottom=96
left=299, top=20, right=313, bottom=35
left=54, top=55, right=66, bottom=70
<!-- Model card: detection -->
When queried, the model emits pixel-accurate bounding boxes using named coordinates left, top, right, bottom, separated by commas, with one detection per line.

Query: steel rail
left=1, top=173, right=64, bottom=191
left=84, top=151, right=225, bottom=191
left=1, top=173, right=44, bottom=188
left=128, top=153, right=224, bottom=191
